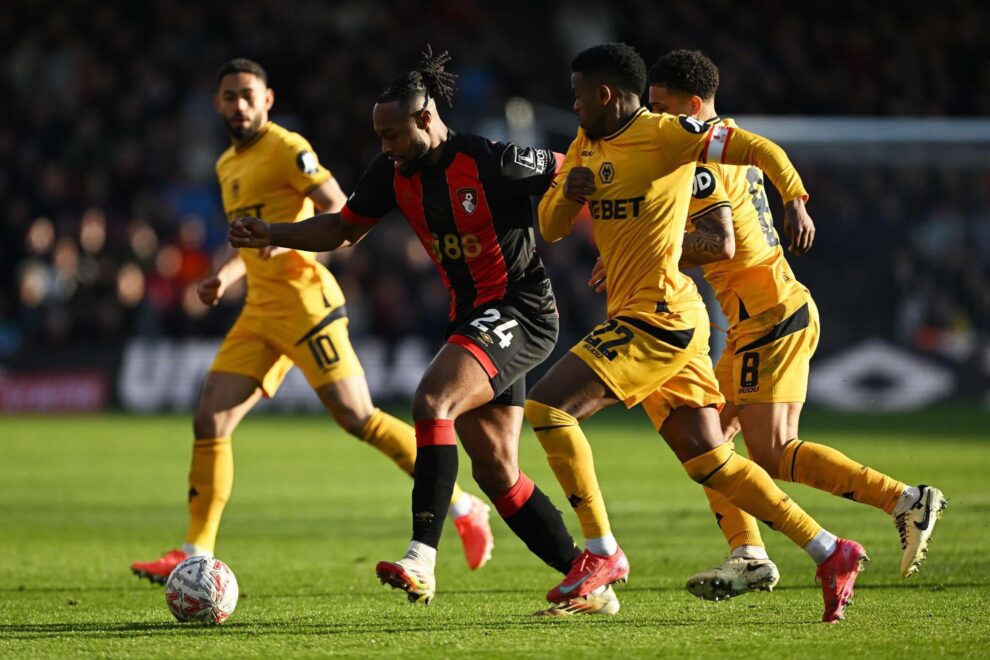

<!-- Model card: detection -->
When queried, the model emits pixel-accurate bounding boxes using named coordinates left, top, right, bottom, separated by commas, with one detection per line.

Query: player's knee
left=332, top=407, right=371, bottom=438
left=193, top=408, right=232, bottom=439
left=411, top=387, right=453, bottom=421
left=722, top=417, right=742, bottom=443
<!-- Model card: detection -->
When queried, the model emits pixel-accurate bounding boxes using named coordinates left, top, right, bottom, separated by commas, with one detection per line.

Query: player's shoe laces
left=130, top=548, right=188, bottom=585
left=895, top=484, right=947, bottom=578
left=815, top=538, right=869, bottom=623
left=546, top=546, right=629, bottom=603
left=533, top=585, right=621, bottom=616
left=685, top=556, right=780, bottom=602
left=453, top=494, right=494, bottom=570
left=375, top=558, right=436, bottom=605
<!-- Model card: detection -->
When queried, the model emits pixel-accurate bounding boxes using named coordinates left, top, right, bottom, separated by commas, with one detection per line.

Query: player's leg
left=735, top=298, right=945, bottom=577
left=375, top=342, right=497, bottom=603
left=130, top=371, right=263, bottom=583
left=457, top=399, right=621, bottom=616
left=131, top=316, right=280, bottom=584
left=294, top=312, right=492, bottom=568
left=455, top=401, right=580, bottom=574
left=689, top=344, right=774, bottom=601
left=525, top=352, right=621, bottom=561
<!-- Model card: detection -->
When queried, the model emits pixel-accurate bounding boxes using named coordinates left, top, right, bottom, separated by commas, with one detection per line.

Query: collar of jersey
left=704, top=115, right=722, bottom=125
left=602, top=107, right=647, bottom=141
left=234, top=121, right=272, bottom=153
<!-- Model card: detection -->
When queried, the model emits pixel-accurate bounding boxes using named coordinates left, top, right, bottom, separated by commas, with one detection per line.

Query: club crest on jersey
left=457, top=188, right=478, bottom=214
left=598, top=162, right=615, bottom=184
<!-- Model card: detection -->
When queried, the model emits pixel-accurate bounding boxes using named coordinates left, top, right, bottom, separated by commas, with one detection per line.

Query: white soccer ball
left=164, top=556, right=239, bottom=624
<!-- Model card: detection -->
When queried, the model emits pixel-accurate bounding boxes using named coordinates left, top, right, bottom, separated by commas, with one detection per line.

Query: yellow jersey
left=687, top=117, right=808, bottom=326
left=539, top=109, right=807, bottom=326
left=216, top=121, right=343, bottom=313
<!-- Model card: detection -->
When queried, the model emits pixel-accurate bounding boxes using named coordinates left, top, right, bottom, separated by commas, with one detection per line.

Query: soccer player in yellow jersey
left=526, top=44, right=865, bottom=622
left=639, top=49, right=945, bottom=601
left=130, top=59, right=492, bottom=583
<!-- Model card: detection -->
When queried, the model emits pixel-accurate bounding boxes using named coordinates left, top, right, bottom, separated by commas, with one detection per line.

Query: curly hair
left=571, top=43, right=647, bottom=96
left=648, top=50, right=719, bottom=100
left=377, top=45, right=458, bottom=109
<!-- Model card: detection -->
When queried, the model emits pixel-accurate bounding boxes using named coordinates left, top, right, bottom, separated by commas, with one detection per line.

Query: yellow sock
left=525, top=400, right=610, bottom=539
left=704, top=486, right=765, bottom=550
left=359, top=409, right=464, bottom=506
left=683, top=442, right=820, bottom=548
left=780, top=439, right=906, bottom=514
left=186, top=436, right=233, bottom=553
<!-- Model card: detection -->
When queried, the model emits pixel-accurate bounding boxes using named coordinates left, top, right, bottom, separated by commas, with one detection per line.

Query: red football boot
left=453, top=495, right=494, bottom=570
left=131, top=548, right=188, bottom=585
left=816, top=538, right=869, bottom=623
left=546, top=546, right=629, bottom=603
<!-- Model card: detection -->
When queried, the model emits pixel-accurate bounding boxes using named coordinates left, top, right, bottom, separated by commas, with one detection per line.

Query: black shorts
left=445, top=299, right=558, bottom=407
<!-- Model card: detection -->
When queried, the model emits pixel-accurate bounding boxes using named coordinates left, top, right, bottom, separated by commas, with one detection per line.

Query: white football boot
left=895, top=484, right=947, bottom=578
left=533, top=585, right=621, bottom=616
left=686, top=556, right=780, bottom=601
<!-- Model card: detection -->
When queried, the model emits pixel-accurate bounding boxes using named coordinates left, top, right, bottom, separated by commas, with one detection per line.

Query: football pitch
left=2, top=407, right=988, bottom=658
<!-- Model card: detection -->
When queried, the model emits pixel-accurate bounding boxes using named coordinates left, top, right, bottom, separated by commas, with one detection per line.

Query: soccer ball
left=164, top=556, right=239, bottom=624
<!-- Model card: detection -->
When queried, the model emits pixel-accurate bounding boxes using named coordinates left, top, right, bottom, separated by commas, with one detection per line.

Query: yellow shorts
left=210, top=304, right=364, bottom=397
left=715, top=293, right=820, bottom=406
left=571, top=306, right=724, bottom=431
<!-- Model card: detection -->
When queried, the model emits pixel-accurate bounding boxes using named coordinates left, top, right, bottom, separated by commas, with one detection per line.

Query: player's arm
left=307, top=177, right=348, bottom=213
left=231, top=155, right=394, bottom=252
left=197, top=248, right=245, bottom=306
left=663, top=116, right=815, bottom=254
left=537, top=139, right=589, bottom=243
left=680, top=206, right=735, bottom=268
left=229, top=213, right=370, bottom=252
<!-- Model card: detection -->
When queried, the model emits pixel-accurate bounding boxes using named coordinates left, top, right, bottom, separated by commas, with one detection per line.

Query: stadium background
left=1, top=0, right=987, bottom=413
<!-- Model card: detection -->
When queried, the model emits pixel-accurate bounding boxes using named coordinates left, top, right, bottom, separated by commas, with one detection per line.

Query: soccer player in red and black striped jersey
left=230, top=47, right=617, bottom=615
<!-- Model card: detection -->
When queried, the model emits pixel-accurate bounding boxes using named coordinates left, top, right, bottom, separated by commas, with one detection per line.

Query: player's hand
left=783, top=198, right=815, bottom=256
left=588, top=257, right=607, bottom=293
left=563, top=167, right=596, bottom=201
left=196, top=274, right=225, bottom=306
left=229, top=216, right=271, bottom=248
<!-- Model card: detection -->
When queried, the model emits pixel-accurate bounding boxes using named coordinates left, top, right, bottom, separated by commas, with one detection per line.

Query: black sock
left=411, top=420, right=459, bottom=549
left=495, top=474, right=580, bottom=574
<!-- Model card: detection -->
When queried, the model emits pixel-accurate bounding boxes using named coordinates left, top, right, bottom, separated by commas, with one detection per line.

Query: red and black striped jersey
left=341, top=132, right=561, bottom=320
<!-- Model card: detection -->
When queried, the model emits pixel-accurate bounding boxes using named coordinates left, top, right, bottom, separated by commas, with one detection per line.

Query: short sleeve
left=281, top=133, right=332, bottom=195
left=339, top=154, right=397, bottom=226
left=494, top=143, right=562, bottom=197
left=687, top=164, right=732, bottom=222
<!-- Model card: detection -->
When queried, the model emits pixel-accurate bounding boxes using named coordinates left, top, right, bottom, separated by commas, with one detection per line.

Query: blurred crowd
left=1, top=0, right=987, bottom=362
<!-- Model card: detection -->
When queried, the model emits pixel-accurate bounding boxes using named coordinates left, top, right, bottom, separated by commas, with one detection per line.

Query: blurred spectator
left=0, top=0, right=987, bottom=369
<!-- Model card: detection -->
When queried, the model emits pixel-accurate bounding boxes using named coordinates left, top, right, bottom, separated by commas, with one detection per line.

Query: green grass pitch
left=2, top=407, right=988, bottom=657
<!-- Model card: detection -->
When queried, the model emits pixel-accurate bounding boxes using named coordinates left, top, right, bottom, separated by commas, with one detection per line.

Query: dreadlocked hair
left=377, top=45, right=458, bottom=109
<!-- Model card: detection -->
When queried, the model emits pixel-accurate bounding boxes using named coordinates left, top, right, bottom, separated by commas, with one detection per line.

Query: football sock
left=683, top=442, right=821, bottom=549
left=403, top=540, right=438, bottom=572
left=731, top=545, right=769, bottom=561
left=448, top=491, right=473, bottom=519
left=704, top=485, right=765, bottom=550
left=525, top=400, right=611, bottom=540
left=185, top=436, right=233, bottom=554
left=494, top=472, right=581, bottom=575
left=892, top=485, right=922, bottom=517
left=181, top=543, right=212, bottom=557
left=359, top=408, right=417, bottom=476
left=410, top=419, right=458, bottom=549
left=804, top=529, right=839, bottom=565
left=780, top=439, right=906, bottom=514
left=586, top=535, right=618, bottom=557
left=359, top=408, right=466, bottom=509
